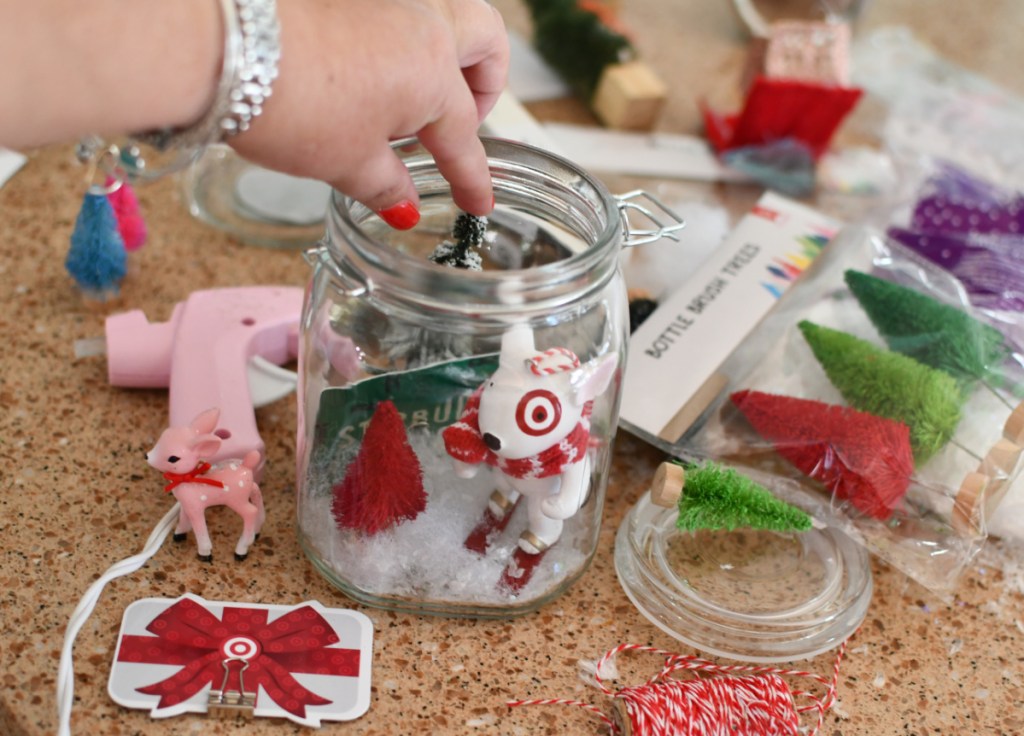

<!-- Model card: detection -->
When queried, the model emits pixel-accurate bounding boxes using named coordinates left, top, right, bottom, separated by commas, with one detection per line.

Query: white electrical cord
left=56, top=503, right=181, bottom=736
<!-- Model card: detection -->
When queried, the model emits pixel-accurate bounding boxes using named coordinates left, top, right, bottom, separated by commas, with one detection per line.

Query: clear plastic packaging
left=846, top=29, right=1024, bottom=543
left=640, top=225, right=1022, bottom=594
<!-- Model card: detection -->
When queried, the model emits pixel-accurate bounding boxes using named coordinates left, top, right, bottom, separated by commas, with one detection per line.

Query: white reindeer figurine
left=146, top=408, right=265, bottom=562
left=443, top=325, right=617, bottom=556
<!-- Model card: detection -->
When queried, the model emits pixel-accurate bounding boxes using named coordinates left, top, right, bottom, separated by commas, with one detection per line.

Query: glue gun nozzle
left=73, top=336, right=107, bottom=359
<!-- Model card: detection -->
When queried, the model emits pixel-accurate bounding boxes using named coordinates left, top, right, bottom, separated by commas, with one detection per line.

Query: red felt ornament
left=331, top=400, right=426, bottom=535
left=702, top=76, right=862, bottom=159
left=730, top=390, right=914, bottom=520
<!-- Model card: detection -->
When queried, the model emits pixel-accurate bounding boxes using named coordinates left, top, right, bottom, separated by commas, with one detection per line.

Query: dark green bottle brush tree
left=523, top=0, right=634, bottom=101
left=844, top=268, right=1024, bottom=447
left=798, top=320, right=964, bottom=464
left=429, top=212, right=488, bottom=270
left=843, top=269, right=1011, bottom=388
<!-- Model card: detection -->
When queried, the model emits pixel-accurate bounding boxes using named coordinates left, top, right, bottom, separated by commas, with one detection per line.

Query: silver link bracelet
left=78, top=0, right=281, bottom=181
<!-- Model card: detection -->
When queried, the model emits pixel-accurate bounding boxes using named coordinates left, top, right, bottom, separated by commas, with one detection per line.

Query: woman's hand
left=229, top=0, right=509, bottom=228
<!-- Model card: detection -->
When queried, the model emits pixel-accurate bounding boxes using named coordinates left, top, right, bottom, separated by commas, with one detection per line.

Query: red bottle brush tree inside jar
left=331, top=400, right=427, bottom=535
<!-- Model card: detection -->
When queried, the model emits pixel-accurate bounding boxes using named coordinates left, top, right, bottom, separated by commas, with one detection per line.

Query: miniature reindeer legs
left=444, top=325, right=617, bottom=592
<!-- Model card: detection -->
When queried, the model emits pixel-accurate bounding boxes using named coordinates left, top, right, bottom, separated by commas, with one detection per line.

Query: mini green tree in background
left=843, top=269, right=1010, bottom=388
left=650, top=460, right=813, bottom=533
left=523, top=0, right=633, bottom=101
left=798, top=320, right=964, bottom=464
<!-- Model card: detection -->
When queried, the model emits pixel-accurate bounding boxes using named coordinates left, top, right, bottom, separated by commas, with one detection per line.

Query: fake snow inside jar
left=297, top=137, right=684, bottom=617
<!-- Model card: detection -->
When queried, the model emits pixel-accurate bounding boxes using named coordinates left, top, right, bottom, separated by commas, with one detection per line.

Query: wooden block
left=650, top=461, right=685, bottom=508
left=1003, top=400, right=1024, bottom=444
left=592, top=60, right=667, bottom=131
left=951, top=471, right=988, bottom=537
left=979, top=438, right=1022, bottom=479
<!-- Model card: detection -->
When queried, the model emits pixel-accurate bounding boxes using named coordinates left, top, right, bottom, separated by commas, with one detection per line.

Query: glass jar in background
left=296, top=137, right=683, bottom=618
left=184, top=145, right=330, bottom=249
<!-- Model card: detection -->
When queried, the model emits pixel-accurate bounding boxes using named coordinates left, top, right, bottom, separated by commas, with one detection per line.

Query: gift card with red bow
left=108, top=595, right=373, bottom=727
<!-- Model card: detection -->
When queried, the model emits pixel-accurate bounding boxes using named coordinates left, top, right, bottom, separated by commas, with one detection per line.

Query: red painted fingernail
left=377, top=201, right=420, bottom=230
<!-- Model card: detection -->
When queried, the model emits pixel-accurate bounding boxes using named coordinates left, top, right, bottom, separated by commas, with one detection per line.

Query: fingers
left=463, top=49, right=508, bottom=123
left=418, top=82, right=493, bottom=216
left=329, top=143, right=421, bottom=230
left=454, top=3, right=509, bottom=121
left=336, top=1, right=510, bottom=225
left=429, top=1, right=506, bottom=209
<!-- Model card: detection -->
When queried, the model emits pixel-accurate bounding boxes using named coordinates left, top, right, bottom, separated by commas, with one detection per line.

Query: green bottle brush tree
left=523, top=0, right=633, bottom=101
left=844, top=268, right=1024, bottom=446
left=649, top=460, right=812, bottom=534
left=843, top=269, right=1010, bottom=388
left=799, top=320, right=964, bottom=464
left=429, top=212, right=488, bottom=270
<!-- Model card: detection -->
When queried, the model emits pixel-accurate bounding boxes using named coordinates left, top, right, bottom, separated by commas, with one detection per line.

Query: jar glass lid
left=615, top=490, right=872, bottom=663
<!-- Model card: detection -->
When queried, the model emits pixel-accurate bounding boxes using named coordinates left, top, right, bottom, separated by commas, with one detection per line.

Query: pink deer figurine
left=146, top=408, right=266, bottom=562
left=444, top=325, right=618, bottom=557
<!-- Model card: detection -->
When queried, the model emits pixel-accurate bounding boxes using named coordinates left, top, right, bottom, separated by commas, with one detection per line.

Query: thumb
left=330, top=144, right=421, bottom=230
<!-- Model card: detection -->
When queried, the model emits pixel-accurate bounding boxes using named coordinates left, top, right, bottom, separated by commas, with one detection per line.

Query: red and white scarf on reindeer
left=442, top=387, right=593, bottom=480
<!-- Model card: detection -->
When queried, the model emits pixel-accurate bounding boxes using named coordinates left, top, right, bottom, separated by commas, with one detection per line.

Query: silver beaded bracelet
left=79, top=0, right=281, bottom=181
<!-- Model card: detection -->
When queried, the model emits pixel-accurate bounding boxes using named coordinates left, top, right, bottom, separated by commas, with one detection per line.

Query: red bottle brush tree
left=332, top=400, right=426, bottom=535
left=843, top=269, right=1010, bottom=388
left=730, top=390, right=915, bottom=520
left=798, top=320, right=964, bottom=464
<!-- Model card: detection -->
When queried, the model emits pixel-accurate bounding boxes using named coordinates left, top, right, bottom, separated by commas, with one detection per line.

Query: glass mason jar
left=296, top=137, right=682, bottom=618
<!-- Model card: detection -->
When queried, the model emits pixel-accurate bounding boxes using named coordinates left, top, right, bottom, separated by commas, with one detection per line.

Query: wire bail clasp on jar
left=303, top=244, right=371, bottom=297
left=615, top=190, right=686, bottom=247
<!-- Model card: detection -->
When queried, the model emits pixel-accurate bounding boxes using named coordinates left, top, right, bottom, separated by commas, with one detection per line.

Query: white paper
left=481, top=91, right=565, bottom=155
left=543, top=123, right=753, bottom=183
left=0, top=148, right=27, bottom=188
left=620, top=192, right=841, bottom=443
left=507, top=30, right=572, bottom=103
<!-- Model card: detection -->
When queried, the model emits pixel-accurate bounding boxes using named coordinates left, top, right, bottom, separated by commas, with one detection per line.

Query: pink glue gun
left=105, top=286, right=304, bottom=470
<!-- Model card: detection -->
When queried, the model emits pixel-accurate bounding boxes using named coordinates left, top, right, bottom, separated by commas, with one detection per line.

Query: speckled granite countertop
left=2, top=2, right=1023, bottom=734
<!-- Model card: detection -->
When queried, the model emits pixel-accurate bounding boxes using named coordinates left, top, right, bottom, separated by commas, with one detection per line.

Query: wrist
left=143, top=0, right=280, bottom=149
left=79, top=0, right=281, bottom=181
left=226, top=0, right=306, bottom=162
left=166, top=0, right=226, bottom=132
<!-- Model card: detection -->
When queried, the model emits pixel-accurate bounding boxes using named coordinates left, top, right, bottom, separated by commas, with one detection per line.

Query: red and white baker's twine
left=507, top=641, right=848, bottom=736
left=528, top=347, right=580, bottom=376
